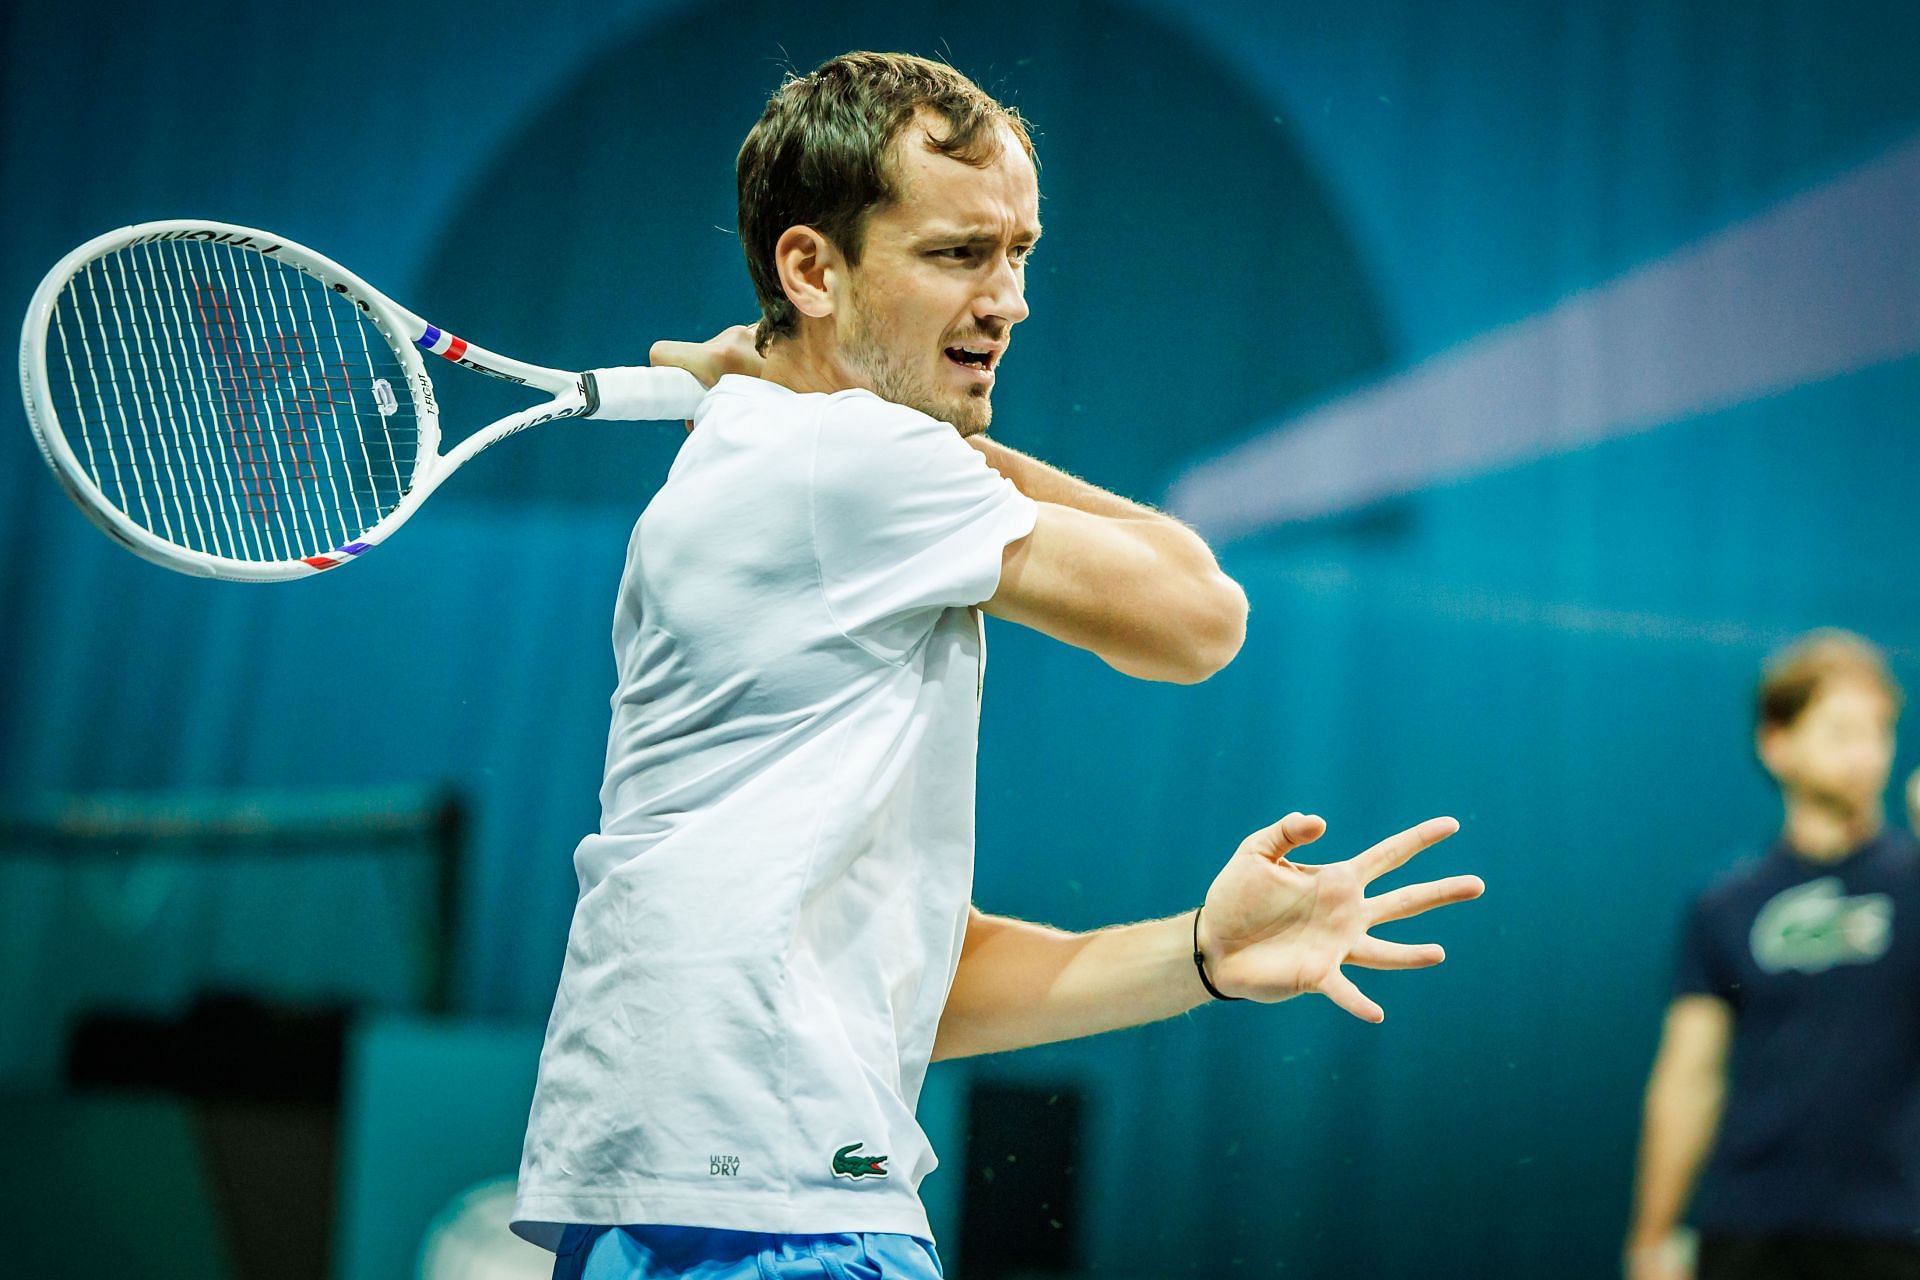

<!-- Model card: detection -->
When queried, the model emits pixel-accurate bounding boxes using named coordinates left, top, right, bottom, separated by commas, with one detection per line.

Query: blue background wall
left=4, top=1, right=1919, bottom=1276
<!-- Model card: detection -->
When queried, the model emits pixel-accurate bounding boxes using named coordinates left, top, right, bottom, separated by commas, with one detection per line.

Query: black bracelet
left=1193, top=904, right=1243, bottom=1002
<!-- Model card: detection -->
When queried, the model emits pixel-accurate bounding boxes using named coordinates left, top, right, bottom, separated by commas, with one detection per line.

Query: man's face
left=831, top=118, right=1040, bottom=435
left=1760, top=677, right=1898, bottom=817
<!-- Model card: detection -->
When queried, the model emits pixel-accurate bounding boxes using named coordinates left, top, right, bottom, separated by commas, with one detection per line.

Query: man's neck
left=1780, top=795, right=1882, bottom=863
left=761, top=331, right=862, bottom=397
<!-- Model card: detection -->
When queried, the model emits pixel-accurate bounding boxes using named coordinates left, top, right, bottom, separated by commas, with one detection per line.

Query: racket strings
left=44, top=238, right=421, bottom=563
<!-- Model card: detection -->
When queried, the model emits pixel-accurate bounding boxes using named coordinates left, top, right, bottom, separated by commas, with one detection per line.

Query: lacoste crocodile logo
left=1750, top=876, right=1893, bottom=974
left=831, top=1142, right=889, bottom=1180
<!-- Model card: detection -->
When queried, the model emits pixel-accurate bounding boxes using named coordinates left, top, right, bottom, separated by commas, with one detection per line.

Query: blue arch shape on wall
left=415, top=0, right=1393, bottom=511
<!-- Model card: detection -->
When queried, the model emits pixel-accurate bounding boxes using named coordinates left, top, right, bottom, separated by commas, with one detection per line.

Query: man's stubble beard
left=840, top=284, right=992, bottom=437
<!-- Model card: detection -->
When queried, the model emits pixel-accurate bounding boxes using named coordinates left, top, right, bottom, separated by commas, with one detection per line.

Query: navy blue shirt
left=1676, top=831, right=1920, bottom=1237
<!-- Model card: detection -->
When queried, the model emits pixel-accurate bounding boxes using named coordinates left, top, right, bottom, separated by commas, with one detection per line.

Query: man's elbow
left=1165, top=575, right=1248, bottom=684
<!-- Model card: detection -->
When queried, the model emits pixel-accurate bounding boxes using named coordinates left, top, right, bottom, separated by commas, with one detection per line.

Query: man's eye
left=931, top=245, right=1033, bottom=265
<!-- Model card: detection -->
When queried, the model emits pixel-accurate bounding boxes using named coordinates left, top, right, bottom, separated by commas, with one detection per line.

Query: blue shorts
left=550, top=1225, right=945, bottom=1280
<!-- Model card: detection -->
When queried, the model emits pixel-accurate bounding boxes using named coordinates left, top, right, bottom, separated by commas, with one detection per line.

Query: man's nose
left=976, top=258, right=1029, bottom=327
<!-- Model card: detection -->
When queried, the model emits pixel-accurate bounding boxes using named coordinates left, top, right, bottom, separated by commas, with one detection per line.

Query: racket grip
left=582, top=366, right=710, bottom=420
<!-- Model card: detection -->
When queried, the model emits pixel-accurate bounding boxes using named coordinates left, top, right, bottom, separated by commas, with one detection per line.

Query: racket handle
left=581, top=366, right=710, bottom=420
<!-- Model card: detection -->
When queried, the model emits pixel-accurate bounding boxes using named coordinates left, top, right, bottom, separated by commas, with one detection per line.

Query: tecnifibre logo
left=126, top=229, right=283, bottom=254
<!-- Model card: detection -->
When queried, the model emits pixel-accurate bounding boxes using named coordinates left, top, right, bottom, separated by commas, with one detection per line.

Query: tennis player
left=1626, top=630, right=1920, bottom=1280
left=512, top=51, right=1484, bottom=1280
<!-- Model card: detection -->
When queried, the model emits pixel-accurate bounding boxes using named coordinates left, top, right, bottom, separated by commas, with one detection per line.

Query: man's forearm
left=969, top=435, right=1168, bottom=522
left=1628, top=1074, right=1724, bottom=1246
left=931, top=909, right=1211, bottom=1062
left=970, top=434, right=1241, bottom=626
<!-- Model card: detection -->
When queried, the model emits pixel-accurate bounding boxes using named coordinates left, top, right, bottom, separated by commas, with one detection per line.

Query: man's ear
left=1755, top=724, right=1791, bottom=781
left=774, top=225, right=841, bottom=321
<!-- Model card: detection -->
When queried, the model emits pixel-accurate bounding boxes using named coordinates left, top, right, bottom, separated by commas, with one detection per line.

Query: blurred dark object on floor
left=960, top=1079, right=1084, bottom=1280
left=67, top=993, right=348, bottom=1280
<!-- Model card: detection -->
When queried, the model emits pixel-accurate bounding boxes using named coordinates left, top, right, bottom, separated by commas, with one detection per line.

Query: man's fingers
left=648, top=338, right=691, bottom=367
left=1352, top=816, right=1460, bottom=881
left=1367, top=874, right=1486, bottom=925
left=651, top=326, right=766, bottom=390
left=1275, top=811, right=1325, bottom=855
left=1243, top=811, right=1326, bottom=862
left=1320, top=969, right=1384, bottom=1023
left=649, top=338, right=714, bottom=383
left=1347, top=936, right=1446, bottom=970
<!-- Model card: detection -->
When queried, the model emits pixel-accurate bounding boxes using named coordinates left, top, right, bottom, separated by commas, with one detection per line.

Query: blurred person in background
left=1626, top=630, right=1920, bottom=1280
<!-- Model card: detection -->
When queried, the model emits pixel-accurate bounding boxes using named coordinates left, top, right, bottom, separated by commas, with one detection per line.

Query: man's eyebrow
left=918, top=224, right=1045, bottom=245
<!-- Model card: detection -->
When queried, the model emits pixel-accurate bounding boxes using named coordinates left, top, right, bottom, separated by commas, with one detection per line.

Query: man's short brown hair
left=736, top=51, right=1035, bottom=351
left=1755, top=628, right=1904, bottom=732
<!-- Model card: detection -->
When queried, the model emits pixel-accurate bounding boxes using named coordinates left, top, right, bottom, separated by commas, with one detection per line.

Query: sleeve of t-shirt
left=810, top=392, right=1038, bottom=661
left=1672, top=892, right=1737, bottom=1004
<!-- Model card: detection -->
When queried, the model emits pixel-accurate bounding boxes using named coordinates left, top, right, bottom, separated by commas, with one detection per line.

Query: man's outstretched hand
left=1196, top=813, right=1484, bottom=1021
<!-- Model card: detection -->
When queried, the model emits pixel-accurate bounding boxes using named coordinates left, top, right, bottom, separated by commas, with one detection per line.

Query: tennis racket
left=18, top=219, right=708, bottom=580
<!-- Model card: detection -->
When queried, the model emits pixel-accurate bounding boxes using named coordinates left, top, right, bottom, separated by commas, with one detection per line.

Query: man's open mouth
left=944, top=344, right=998, bottom=370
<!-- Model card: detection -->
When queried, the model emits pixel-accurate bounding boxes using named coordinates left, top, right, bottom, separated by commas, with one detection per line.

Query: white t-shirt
left=513, top=375, right=1037, bottom=1247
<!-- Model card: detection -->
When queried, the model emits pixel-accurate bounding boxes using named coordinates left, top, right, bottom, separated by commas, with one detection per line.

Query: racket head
left=18, top=220, right=442, bottom=580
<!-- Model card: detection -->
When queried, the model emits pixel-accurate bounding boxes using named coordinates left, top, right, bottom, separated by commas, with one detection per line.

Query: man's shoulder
left=1866, top=831, right=1920, bottom=885
left=813, top=388, right=957, bottom=447
left=693, top=374, right=822, bottom=437
left=694, top=379, right=949, bottom=453
left=804, top=393, right=984, bottom=509
left=1690, top=847, right=1784, bottom=916
left=1875, top=829, right=1920, bottom=861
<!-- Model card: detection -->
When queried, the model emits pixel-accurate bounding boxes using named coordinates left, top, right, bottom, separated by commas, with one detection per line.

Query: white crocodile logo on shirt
left=1749, top=876, right=1892, bottom=975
